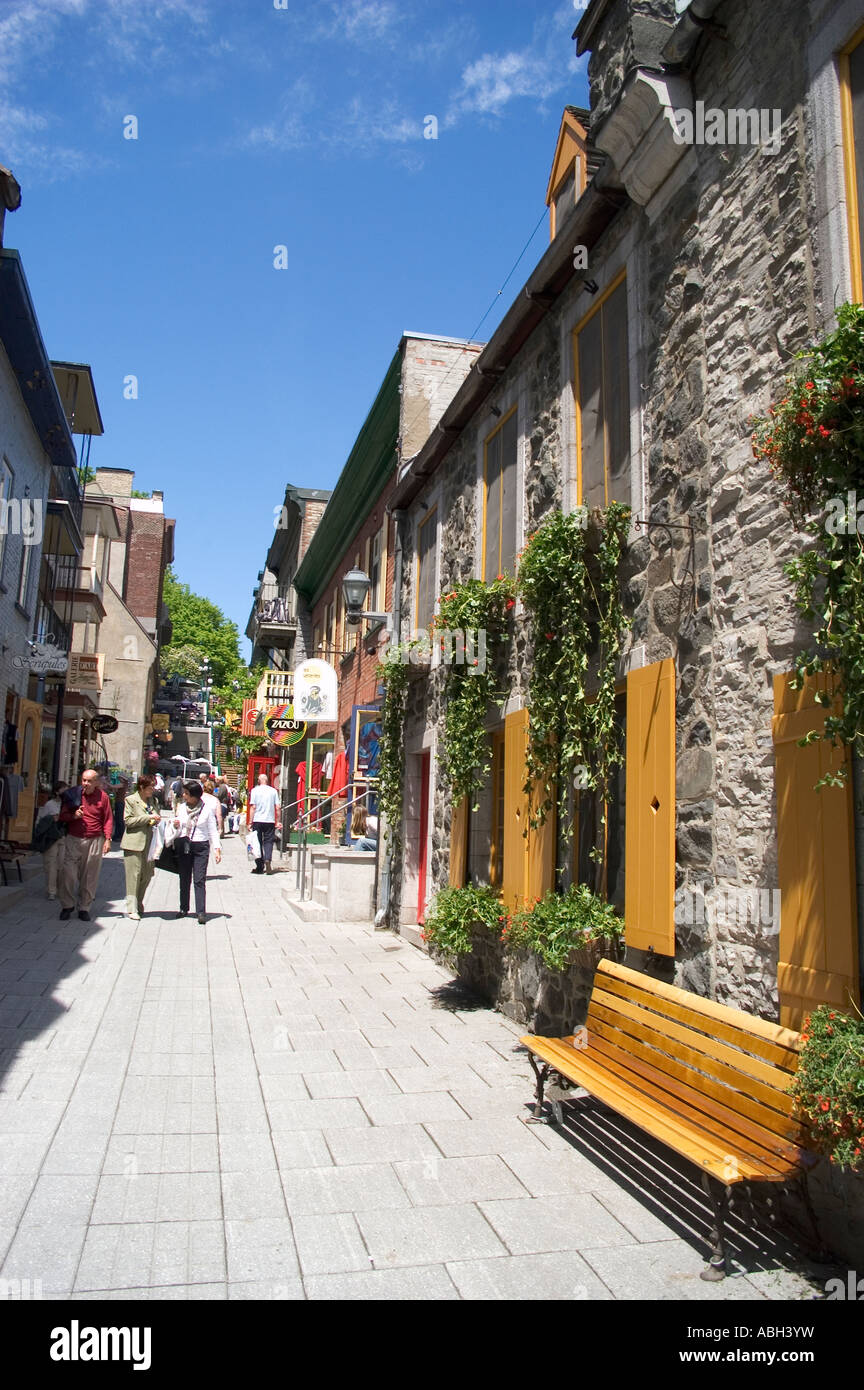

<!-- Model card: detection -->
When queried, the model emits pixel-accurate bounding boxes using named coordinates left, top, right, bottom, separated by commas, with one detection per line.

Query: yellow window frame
left=573, top=267, right=627, bottom=508
left=481, top=403, right=518, bottom=582
left=415, top=505, right=438, bottom=630
left=840, top=23, right=864, bottom=304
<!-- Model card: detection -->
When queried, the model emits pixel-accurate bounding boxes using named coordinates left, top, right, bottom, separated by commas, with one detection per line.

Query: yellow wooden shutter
left=625, top=658, right=676, bottom=954
left=501, top=708, right=556, bottom=910
left=449, top=798, right=468, bottom=887
left=772, top=672, right=860, bottom=1028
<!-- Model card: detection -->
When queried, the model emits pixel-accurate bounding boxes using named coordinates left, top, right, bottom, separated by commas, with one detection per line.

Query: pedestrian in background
left=58, top=769, right=113, bottom=921
left=34, top=782, right=68, bottom=900
left=121, top=773, right=162, bottom=920
left=173, top=780, right=222, bottom=924
left=215, top=776, right=231, bottom=837
left=249, top=773, right=279, bottom=874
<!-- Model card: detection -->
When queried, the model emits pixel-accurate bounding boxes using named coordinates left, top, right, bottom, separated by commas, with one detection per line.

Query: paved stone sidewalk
left=0, top=836, right=828, bottom=1301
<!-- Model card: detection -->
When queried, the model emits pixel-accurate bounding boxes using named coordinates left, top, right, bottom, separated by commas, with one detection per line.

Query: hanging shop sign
left=68, top=652, right=105, bottom=692
left=150, top=712, right=170, bottom=732
left=263, top=703, right=306, bottom=747
left=293, top=659, right=338, bottom=722
left=15, top=636, right=69, bottom=675
left=90, top=714, right=119, bottom=735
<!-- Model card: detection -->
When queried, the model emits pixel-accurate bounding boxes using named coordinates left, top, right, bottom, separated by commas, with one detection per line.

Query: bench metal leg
left=525, top=1054, right=551, bottom=1123
left=700, top=1172, right=730, bottom=1281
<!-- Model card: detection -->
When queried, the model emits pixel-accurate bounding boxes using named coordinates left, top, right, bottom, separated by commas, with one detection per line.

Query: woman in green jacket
left=121, top=773, right=161, bottom=919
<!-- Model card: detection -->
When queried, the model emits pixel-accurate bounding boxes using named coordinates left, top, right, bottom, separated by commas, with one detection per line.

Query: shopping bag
left=246, top=831, right=261, bottom=861
left=156, top=844, right=181, bottom=874
left=147, top=820, right=165, bottom=862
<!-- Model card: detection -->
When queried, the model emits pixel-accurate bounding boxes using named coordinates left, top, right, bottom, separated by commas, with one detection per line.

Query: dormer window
left=546, top=107, right=590, bottom=240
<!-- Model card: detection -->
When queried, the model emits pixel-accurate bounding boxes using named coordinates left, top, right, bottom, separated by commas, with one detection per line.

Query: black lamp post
left=341, top=568, right=392, bottom=630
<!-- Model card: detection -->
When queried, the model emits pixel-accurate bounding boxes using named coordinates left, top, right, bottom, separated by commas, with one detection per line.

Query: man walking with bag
left=249, top=773, right=279, bottom=874
left=58, top=769, right=113, bottom=921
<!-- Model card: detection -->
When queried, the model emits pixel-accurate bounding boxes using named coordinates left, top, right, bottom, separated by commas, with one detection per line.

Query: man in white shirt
left=249, top=774, right=280, bottom=875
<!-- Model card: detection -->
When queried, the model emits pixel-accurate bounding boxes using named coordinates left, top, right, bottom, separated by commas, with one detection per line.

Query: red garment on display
left=329, top=751, right=349, bottom=799
left=295, top=763, right=307, bottom=823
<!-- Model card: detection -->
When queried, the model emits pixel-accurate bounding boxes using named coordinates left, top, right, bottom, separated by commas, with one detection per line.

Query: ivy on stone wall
left=518, top=504, right=631, bottom=869
left=376, top=646, right=410, bottom=845
left=433, top=576, right=516, bottom=807
left=752, top=303, right=864, bottom=782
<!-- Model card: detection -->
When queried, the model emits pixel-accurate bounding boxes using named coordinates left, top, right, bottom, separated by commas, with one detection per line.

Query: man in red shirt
left=58, top=768, right=113, bottom=921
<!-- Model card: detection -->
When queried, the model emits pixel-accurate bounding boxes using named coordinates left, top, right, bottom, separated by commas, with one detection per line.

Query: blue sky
left=1, top=0, right=589, bottom=653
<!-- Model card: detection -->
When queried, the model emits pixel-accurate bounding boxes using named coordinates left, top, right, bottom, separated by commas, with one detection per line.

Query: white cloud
left=445, top=3, right=587, bottom=126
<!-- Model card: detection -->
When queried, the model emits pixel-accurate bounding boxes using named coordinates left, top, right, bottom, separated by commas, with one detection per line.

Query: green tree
left=161, top=568, right=242, bottom=685
left=160, top=643, right=209, bottom=683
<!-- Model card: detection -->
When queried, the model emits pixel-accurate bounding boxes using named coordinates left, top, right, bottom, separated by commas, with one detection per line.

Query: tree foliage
left=161, top=568, right=242, bottom=686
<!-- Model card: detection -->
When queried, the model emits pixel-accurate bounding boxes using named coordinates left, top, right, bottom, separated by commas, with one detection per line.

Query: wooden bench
left=520, top=959, right=814, bottom=1279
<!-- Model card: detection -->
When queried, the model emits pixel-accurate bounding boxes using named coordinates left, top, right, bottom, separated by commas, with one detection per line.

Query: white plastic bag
left=247, top=830, right=261, bottom=861
left=163, top=819, right=177, bottom=847
left=146, top=819, right=165, bottom=862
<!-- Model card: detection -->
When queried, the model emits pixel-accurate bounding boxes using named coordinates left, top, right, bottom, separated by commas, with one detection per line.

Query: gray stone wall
left=392, top=0, right=849, bottom=1024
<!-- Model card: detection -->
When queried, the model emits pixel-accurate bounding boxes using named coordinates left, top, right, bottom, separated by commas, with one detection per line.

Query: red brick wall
left=125, top=511, right=169, bottom=624
left=299, top=501, right=328, bottom=566
left=308, top=478, right=396, bottom=757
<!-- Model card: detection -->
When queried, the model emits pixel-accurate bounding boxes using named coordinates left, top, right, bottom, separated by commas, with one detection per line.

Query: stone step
left=281, top=887, right=330, bottom=923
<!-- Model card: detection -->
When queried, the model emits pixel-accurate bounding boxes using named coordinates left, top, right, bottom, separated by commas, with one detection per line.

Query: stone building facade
left=388, top=0, right=864, bottom=1027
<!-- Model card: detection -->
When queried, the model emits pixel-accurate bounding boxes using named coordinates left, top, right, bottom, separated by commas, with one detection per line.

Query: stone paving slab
left=0, top=839, right=832, bottom=1301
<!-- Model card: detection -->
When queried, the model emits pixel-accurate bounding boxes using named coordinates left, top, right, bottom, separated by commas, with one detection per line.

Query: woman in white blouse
left=173, top=780, right=222, bottom=924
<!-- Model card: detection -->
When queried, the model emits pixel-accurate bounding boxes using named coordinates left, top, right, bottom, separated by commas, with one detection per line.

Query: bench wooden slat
left=587, top=1015, right=803, bottom=1143
left=521, top=1030, right=803, bottom=1169
left=583, top=1033, right=804, bottom=1175
left=562, top=1051, right=791, bottom=1181
left=598, top=960, right=802, bottom=1053
left=596, top=970, right=800, bottom=1073
left=521, top=1035, right=790, bottom=1182
left=589, top=986, right=791, bottom=1093
left=588, top=996, right=796, bottom=1115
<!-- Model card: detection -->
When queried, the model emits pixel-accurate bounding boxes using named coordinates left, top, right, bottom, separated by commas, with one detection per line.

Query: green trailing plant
left=433, top=575, right=516, bottom=807
left=791, top=1004, right=864, bottom=1174
left=517, top=505, right=631, bottom=866
left=377, top=645, right=410, bottom=845
left=752, top=304, right=864, bottom=781
left=420, top=884, right=503, bottom=959
left=502, top=884, right=624, bottom=972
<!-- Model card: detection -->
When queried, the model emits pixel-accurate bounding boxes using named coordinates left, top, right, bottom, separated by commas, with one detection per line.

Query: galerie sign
left=293, top=659, right=338, bottom=722
left=68, top=653, right=105, bottom=692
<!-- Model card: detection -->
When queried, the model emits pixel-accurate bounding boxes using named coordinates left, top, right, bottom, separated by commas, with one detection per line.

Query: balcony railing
left=50, top=462, right=84, bottom=531
left=256, top=595, right=297, bottom=627
left=257, top=671, right=294, bottom=708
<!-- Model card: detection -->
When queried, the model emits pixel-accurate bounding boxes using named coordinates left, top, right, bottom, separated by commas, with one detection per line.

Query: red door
left=246, top=754, right=277, bottom=825
left=417, top=752, right=430, bottom=924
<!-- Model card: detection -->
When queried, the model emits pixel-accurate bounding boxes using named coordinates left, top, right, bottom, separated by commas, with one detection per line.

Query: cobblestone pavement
left=0, top=836, right=830, bottom=1301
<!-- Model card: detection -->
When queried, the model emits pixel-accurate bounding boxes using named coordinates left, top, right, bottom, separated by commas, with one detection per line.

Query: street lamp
left=341, top=568, right=392, bottom=630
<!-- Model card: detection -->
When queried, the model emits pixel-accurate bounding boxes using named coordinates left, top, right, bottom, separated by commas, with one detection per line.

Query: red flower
left=496, top=573, right=505, bottom=581
left=804, top=380, right=816, bottom=391
left=506, top=599, right=515, bottom=610
left=820, top=1100, right=831, bottom=1113
left=545, top=632, right=555, bottom=641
